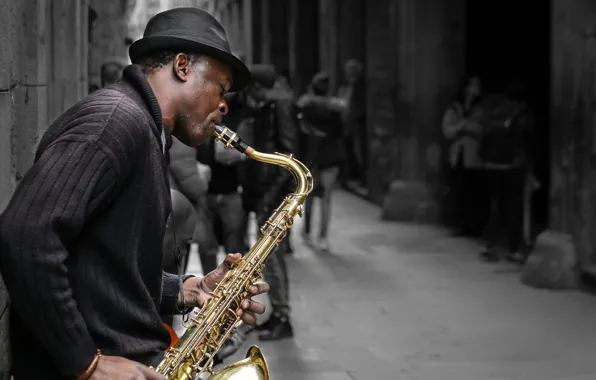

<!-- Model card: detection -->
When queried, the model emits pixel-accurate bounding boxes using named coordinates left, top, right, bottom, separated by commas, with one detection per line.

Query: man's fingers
left=249, top=282, right=269, bottom=295
left=240, top=311, right=258, bottom=325
left=211, top=253, right=242, bottom=277
left=137, top=363, right=165, bottom=380
left=241, top=299, right=266, bottom=315
left=223, top=253, right=242, bottom=267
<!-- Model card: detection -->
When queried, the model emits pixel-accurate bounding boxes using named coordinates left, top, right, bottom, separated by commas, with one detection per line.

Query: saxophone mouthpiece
left=214, top=124, right=226, bottom=135
left=214, top=125, right=252, bottom=155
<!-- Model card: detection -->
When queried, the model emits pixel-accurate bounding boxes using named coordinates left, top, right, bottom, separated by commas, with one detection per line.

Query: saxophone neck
left=213, top=125, right=313, bottom=198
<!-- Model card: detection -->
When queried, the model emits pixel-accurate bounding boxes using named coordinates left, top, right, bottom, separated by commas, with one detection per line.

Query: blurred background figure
left=194, top=92, right=248, bottom=274
left=478, top=81, right=537, bottom=263
left=442, top=75, right=486, bottom=237
left=240, top=64, right=300, bottom=341
left=296, top=72, right=344, bottom=252
left=100, top=59, right=125, bottom=87
left=168, top=136, right=211, bottom=273
left=337, top=59, right=366, bottom=188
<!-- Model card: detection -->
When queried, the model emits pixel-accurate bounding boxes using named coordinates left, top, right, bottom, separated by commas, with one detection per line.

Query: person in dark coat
left=296, top=72, right=344, bottom=252
left=239, top=64, right=300, bottom=341
left=0, top=8, right=268, bottom=379
left=195, top=91, right=249, bottom=275
left=167, top=135, right=216, bottom=274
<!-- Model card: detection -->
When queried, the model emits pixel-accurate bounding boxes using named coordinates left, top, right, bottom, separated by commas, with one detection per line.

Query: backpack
left=0, top=269, right=10, bottom=377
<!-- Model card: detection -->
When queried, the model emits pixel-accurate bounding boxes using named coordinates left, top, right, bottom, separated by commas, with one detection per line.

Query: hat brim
left=129, top=35, right=251, bottom=92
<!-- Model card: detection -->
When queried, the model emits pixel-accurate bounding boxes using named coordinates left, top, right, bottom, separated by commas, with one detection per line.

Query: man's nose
left=219, top=101, right=228, bottom=115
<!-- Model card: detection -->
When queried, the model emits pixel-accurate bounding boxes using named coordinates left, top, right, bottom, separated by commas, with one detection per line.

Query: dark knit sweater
left=0, top=65, right=188, bottom=378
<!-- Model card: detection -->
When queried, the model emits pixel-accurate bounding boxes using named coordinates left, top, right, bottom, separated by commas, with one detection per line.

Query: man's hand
left=90, top=355, right=164, bottom=379
left=180, top=253, right=269, bottom=325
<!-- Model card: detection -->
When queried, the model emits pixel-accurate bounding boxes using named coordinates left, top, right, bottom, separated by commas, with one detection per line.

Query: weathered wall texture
left=48, top=1, right=89, bottom=122
left=365, top=0, right=398, bottom=204
left=372, top=0, right=466, bottom=213
left=205, top=0, right=249, bottom=60
left=317, top=0, right=366, bottom=101
left=88, top=0, right=132, bottom=90
left=318, top=0, right=340, bottom=91
left=0, top=0, right=47, bottom=212
left=0, top=0, right=88, bottom=213
left=288, top=0, right=318, bottom=94
left=550, top=0, right=596, bottom=270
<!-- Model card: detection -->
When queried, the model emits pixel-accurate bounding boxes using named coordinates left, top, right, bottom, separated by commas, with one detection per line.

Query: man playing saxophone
left=0, top=8, right=268, bottom=380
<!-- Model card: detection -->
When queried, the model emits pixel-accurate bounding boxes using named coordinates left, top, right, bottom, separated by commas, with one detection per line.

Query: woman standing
left=442, top=76, right=486, bottom=236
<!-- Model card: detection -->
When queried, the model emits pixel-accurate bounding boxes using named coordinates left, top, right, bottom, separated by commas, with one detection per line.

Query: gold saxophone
left=154, top=125, right=313, bottom=380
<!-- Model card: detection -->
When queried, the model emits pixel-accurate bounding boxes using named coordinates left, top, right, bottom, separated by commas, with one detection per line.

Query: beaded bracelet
left=75, top=349, right=101, bottom=380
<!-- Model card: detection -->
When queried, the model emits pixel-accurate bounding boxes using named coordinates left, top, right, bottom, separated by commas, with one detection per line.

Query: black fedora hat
left=129, top=7, right=250, bottom=92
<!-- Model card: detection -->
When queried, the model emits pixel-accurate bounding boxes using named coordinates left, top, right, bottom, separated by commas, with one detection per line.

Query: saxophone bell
left=206, top=346, right=269, bottom=380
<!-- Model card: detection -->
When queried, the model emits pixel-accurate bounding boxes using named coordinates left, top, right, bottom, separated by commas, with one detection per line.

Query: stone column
left=0, top=0, right=49, bottom=212
left=241, top=0, right=255, bottom=63
left=364, top=0, right=397, bottom=205
left=288, top=0, right=318, bottom=94
left=318, top=0, right=339, bottom=91
left=0, top=0, right=18, bottom=211
left=79, top=2, right=89, bottom=98
left=376, top=0, right=466, bottom=221
left=259, top=0, right=270, bottom=63
left=549, top=0, right=596, bottom=274
left=229, top=0, right=240, bottom=51
left=48, top=0, right=87, bottom=123
left=257, top=0, right=288, bottom=73
left=250, top=0, right=263, bottom=64
left=88, top=0, right=129, bottom=90
left=336, top=0, right=366, bottom=76
left=0, top=0, right=92, bottom=213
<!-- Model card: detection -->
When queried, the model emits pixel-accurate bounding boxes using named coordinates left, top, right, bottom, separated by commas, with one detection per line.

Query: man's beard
left=173, top=118, right=205, bottom=147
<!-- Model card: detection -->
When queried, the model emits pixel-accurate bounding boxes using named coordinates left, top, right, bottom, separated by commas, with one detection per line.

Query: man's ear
left=172, top=53, right=191, bottom=82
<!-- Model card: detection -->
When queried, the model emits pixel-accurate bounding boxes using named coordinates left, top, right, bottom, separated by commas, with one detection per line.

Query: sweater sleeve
left=160, top=272, right=196, bottom=315
left=0, top=137, right=120, bottom=376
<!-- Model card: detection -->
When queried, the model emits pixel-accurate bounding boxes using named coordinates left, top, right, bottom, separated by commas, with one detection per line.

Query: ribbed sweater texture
left=0, top=65, right=184, bottom=378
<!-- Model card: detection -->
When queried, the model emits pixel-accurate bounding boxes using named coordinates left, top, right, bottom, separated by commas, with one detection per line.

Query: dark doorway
left=466, top=0, right=551, bottom=230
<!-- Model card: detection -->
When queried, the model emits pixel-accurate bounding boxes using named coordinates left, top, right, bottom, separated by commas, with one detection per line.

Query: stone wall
left=201, top=0, right=249, bottom=60
left=288, top=0, right=318, bottom=94
left=364, top=0, right=398, bottom=205
left=550, top=0, right=596, bottom=271
left=88, top=0, right=135, bottom=91
left=378, top=0, right=466, bottom=221
left=0, top=0, right=88, bottom=213
left=48, top=1, right=89, bottom=122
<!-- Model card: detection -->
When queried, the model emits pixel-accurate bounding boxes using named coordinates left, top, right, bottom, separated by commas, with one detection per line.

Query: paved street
left=181, top=190, right=596, bottom=380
